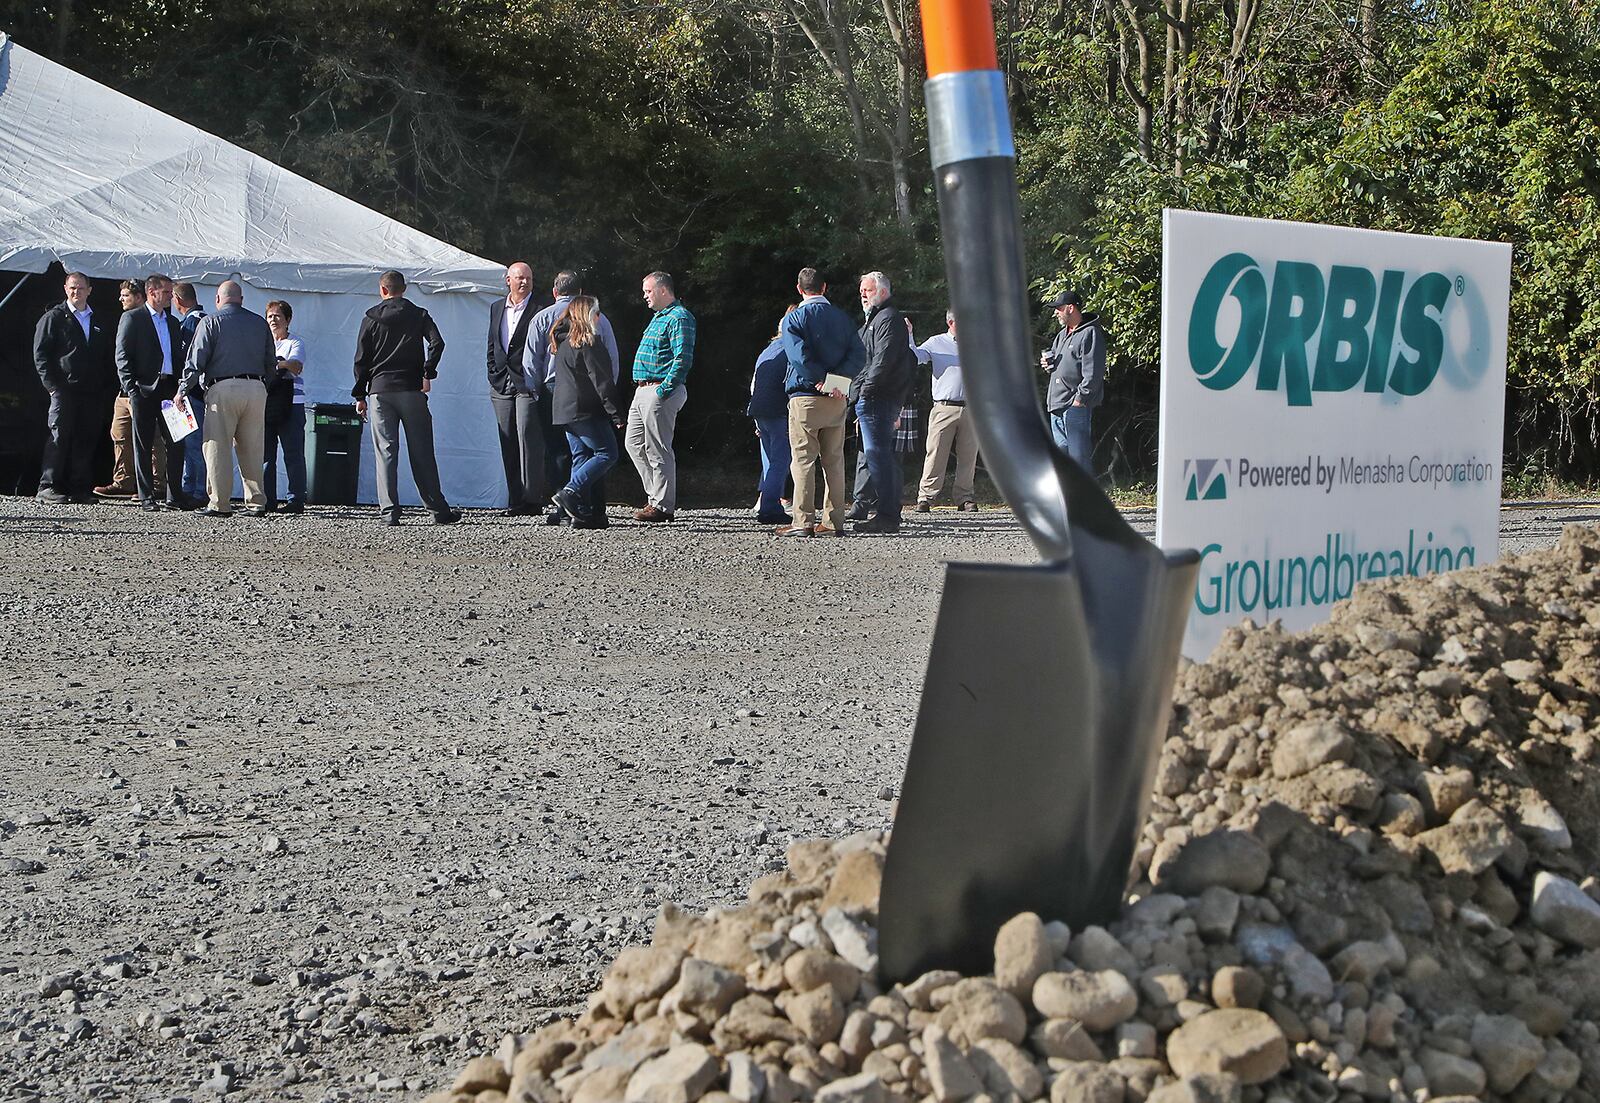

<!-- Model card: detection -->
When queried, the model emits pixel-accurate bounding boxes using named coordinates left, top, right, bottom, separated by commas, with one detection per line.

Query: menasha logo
left=1189, top=252, right=1464, bottom=406
left=1183, top=459, right=1229, bottom=501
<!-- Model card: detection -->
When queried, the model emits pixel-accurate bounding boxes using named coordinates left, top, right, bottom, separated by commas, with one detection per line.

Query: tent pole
left=0, top=272, right=35, bottom=314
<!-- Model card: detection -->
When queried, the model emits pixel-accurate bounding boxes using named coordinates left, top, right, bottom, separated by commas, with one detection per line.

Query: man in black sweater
left=33, top=271, right=114, bottom=503
left=353, top=270, right=460, bottom=526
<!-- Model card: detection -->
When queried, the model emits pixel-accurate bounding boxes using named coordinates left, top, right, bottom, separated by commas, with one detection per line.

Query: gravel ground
left=0, top=497, right=1590, bottom=1102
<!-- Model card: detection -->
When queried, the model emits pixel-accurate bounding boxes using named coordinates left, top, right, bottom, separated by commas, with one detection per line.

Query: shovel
left=875, top=0, right=1201, bottom=985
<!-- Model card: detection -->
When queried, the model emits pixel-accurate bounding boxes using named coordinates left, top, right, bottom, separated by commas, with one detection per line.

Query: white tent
left=0, top=32, right=509, bottom=508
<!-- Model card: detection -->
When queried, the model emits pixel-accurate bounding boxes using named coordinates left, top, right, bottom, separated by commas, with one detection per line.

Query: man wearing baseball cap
left=1040, top=289, right=1104, bottom=472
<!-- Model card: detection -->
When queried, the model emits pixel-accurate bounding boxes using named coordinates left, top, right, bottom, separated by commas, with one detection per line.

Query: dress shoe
left=199, top=507, right=232, bottom=517
left=167, top=495, right=200, bottom=512
left=34, top=488, right=70, bottom=504
left=571, top=514, right=608, bottom=530
left=814, top=525, right=845, bottom=537
left=140, top=501, right=164, bottom=513
left=774, top=523, right=815, bottom=537
left=282, top=502, right=305, bottom=515
left=246, top=508, right=270, bottom=517
left=70, top=493, right=98, bottom=505
left=854, top=515, right=901, bottom=534
left=756, top=512, right=793, bottom=526
left=93, top=484, right=134, bottom=498
left=634, top=505, right=674, bottom=523
left=845, top=505, right=872, bottom=522
left=959, top=500, right=979, bottom=512
left=914, top=500, right=932, bottom=512
left=501, top=505, right=535, bottom=517
left=544, top=505, right=566, bottom=526
left=432, top=509, right=463, bottom=525
left=383, top=513, right=400, bottom=526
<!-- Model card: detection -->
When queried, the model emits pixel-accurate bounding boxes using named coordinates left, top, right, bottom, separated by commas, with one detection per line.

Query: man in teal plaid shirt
left=625, top=270, right=695, bottom=521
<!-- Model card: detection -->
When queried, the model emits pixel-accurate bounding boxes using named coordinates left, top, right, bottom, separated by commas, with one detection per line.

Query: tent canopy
left=0, top=33, right=514, bottom=508
left=0, top=32, right=504, bottom=295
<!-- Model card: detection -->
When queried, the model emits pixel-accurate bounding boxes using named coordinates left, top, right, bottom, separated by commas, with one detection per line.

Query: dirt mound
left=434, top=526, right=1600, bottom=1103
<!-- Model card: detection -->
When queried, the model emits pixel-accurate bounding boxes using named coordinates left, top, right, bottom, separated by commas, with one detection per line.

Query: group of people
left=32, top=260, right=1104, bottom=530
left=32, top=271, right=312, bottom=517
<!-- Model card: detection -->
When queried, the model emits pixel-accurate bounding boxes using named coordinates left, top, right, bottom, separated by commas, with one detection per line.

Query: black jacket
left=33, top=302, right=113, bottom=391
left=549, top=320, right=622, bottom=426
left=352, top=297, right=445, bottom=398
left=854, top=298, right=914, bottom=405
left=115, top=306, right=185, bottom=397
left=486, top=297, right=538, bottom=396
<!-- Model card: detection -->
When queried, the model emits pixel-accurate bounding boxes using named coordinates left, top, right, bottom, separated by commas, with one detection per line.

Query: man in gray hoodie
left=1041, top=289, right=1104, bottom=473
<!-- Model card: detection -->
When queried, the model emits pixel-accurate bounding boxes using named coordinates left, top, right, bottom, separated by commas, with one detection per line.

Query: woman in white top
left=264, top=300, right=308, bottom=512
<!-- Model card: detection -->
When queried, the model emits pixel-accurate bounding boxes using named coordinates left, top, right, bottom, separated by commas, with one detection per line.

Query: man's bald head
left=217, top=280, right=243, bottom=305
left=506, top=262, right=533, bottom=304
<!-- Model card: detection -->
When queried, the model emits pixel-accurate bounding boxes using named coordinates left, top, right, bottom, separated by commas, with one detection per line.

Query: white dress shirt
left=502, top=295, right=531, bottom=354
left=72, top=306, right=93, bottom=341
left=916, top=331, right=964, bottom=402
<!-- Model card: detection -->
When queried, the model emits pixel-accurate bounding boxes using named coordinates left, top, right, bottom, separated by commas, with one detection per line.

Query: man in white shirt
left=914, top=310, right=981, bottom=511
left=114, top=273, right=195, bottom=511
left=488, top=261, right=544, bottom=514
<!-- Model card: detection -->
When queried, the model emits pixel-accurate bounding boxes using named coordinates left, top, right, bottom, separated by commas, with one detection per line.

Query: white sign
left=1155, top=210, right=1512, bottom=658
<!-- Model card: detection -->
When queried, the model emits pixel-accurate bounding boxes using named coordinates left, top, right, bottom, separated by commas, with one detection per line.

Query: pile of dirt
left=431, top=526, right=1600, bottom=1103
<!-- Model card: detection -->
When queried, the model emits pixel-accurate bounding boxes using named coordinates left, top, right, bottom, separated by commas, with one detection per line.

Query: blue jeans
left=1051, top=405, right=1094, bottom=474
left=755, top=416, right=791, bottom=519
left=855, top=397, right=902, bottom=522
left=181, top=399, right=207, bottom=500
left=562, top=416, right=618, bottom=511
left=264, top=404, right=308, bottom=505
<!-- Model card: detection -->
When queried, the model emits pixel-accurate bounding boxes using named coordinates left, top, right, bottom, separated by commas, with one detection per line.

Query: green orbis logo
left=1189, top=252, right=1456, bottom=406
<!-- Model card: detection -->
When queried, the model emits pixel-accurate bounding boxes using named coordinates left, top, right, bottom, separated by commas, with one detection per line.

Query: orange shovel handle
left=921, top=0, right=998, bottom=76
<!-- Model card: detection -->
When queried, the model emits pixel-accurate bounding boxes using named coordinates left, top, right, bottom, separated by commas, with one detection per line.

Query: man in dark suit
left=488, top=261, right=545, bottom=515
left=115, top=273, right=194, bottom=511
left=33, top=271, right=114, bottom=503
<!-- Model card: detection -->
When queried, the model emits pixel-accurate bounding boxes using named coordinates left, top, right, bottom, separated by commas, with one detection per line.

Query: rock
left=941, top=978, right=1026, bottom=1045
left=821, top=850, right=884, bottom=914
left=582, top=1019, right=676, bottom=1074
left=820, top=909, right=877, bottom=973
left=1164, top=1009, right=1288, bottom=1086
left=1116, top=1021, right=1156, bottom=1059
left=1279, top=944, right=1333, bottom=1002
left=713, top=996, right=802, bottom=1050
left=923, top=1026, right=983, bottom=1101
left=1529, top=871, right=1600, bottom=948
left=726, top=1053, right=765, bottom=1103
left=513, top=1033, right=576, bottom=1081
left=902, top=969, right=961, bottom=1010
left=1417, top=768, right=1476, bottom=822
left=782, top=949, right=861, bottom=1002
left=1414, top=805, right=1514, bottom=875
left=1469, top=1012, right=1543, bottom=1094
left=454, top=1056, right=511, bottom=1095
left=1210, top=966, right=1264, bottom=1011
left=625, top=1043, right=719, bottom=1103
left=1193, top=886, right=1240, bottom=941
left=782, top=984, right=844, bottom=1046
left=1031, top=1018, right=1103, bottom=1061
left=668, top=959, right=746, bottom=1023
left=573, top=1068, right=635, bottom=1103
left=1049, top=1061, right=1125, bottom=1103
left=1418, top=1048, right=1486, bottom=1096
left=1376, top=791, right=1426, bottom=836
left=1032, top=970, right=1138, bottom=1031
left=1270, top=721, right=1353, bottom=777
left=1330, top=938, right=1403, bottom=985
left=1311, top=765, right=1382, bottom=810
left=1520, top=1039, right=1582, bottom=1097
left=993, top=912, right=1052, bottom=1000
left=1068, top=926, right=1137, bottom=976
left=601, top=946, right=686, bottom=1019
left=1516, top=794, right=1572, bottom=851
left=1149, top=830, right=1270, bottom=895
left=814, top=1072, right=890, bottom=1102
left=1145, top=1075, right=1239, bottom=1103
left=1459, top=695, right=1494, bottom=728
left=970, top=1038, right=1044, bottom=1099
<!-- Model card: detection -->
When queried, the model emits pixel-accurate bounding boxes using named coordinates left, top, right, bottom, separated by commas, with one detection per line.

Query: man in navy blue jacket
left=776, top=267, right=866, bottom=537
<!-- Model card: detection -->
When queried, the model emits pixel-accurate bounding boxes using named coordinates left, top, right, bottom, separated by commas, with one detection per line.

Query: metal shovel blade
left=877, top=535, right=1196, bottom=984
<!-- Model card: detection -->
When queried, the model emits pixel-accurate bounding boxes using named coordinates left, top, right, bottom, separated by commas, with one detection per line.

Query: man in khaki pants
left=775, top=268, right=866, bottom=537
left=178, top=281, right=275, bottom=517
left=914, top=309, right=981, bottom=511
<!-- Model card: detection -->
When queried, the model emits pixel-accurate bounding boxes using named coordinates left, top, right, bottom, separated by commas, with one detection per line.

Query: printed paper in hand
left=161, top=399, right=198, bottom=442
left=823, top=373, right=854, bottom=398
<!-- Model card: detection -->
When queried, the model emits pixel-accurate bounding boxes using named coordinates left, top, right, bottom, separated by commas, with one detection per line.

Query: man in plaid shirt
left=625, top=271, right=695, bottom=521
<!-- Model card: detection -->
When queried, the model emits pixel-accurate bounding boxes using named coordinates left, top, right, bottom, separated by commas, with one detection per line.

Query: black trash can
left=304, top=403, right=364, bottom=506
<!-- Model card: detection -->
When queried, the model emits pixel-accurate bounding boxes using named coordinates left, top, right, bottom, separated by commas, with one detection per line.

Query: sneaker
left=634, top=505, right=674, bottom=523
left=756, top=512, right=793, bottom=526
left=432, top=509, right=463, bottom=525
left=553, top=487, right=590, bottom=522
left=959, top=500, right=979, bottom=512
left=854, top=515, right=901, bottom=534
left=845, top=505, right=871, bottom=522
left=34, top=488, right=70, bottom=504
left=914, top=500, right=932, bottom=513
left=774, top=523, right=814, bottom=537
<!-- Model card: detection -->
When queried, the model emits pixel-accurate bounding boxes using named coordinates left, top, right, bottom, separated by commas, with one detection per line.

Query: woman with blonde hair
left=548, top=296, right=622, bottom=528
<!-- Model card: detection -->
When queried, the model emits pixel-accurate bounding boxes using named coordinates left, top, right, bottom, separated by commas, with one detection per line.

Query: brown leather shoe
left=915, top=500, right=932, bottom=512
left=814, top=525, right=846, bottom=538
left=634, top=505, right=674, bottom=522
left=774, top=523, right=814, bottom=537
left=94, top=484, right=135, bottom=498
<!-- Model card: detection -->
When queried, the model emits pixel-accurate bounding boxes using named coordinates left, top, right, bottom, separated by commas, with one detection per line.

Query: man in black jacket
left=33, top=271, right=113, bottom=503
left=353, top=270, right=460, bottom=526
left=115, top=273, right=195, bottom=511
left=487, top=261, right=544, bottom=516
left=850, top=271, right=914, bottom=533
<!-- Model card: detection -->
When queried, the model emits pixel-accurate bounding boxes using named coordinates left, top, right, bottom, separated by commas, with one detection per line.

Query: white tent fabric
left=0, top=33, right=510, bottom=507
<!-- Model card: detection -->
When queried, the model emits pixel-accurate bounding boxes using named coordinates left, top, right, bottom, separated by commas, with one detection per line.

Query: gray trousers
left=624, top=384, right=687, bottom=513
left=490, top=390, right=545, bottom=509
left=369, top=391, right=450, bottom=517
